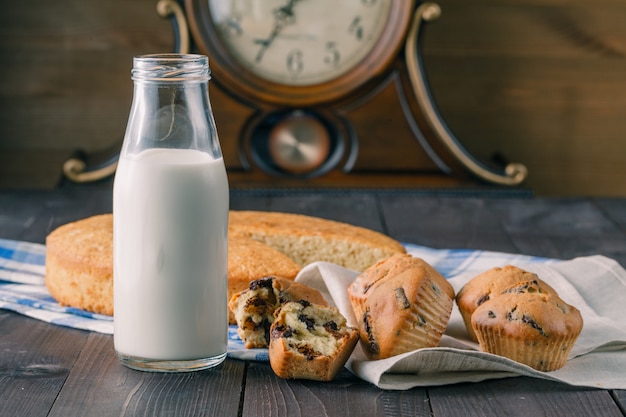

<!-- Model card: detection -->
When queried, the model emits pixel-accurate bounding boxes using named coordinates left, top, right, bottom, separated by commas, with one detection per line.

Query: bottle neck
left=132, top=54, right=210, bottom=83
left=121, top=54, right=221, bottom=158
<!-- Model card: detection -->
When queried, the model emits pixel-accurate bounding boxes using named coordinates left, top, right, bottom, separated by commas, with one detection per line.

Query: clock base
left=226, top=170, right=465, bottom=190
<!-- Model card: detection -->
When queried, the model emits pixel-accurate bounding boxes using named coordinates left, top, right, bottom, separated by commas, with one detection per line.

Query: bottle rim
left=132, top=53, right=210, bottom=82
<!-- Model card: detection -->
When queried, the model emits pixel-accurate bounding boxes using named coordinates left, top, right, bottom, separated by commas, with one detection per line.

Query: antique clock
left=64, top=0, right=527, bottom=187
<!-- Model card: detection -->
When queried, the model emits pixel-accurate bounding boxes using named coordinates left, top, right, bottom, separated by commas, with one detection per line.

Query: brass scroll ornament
left=405, top=2, right=528, bottom=186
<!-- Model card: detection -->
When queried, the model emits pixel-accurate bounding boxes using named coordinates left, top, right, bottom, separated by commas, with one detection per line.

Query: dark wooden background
left=1, top=0, right=626, bottom=195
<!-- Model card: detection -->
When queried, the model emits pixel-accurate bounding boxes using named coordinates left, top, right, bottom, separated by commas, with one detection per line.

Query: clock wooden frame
left=62, top=0, right=528, bottom=188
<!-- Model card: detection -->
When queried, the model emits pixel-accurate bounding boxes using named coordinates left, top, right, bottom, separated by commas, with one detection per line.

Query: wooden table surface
left=1, top=185, right=625, bottom=417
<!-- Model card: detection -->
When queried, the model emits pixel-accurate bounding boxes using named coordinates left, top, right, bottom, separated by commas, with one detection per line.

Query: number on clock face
left=208, top=0, right=392, bottom=86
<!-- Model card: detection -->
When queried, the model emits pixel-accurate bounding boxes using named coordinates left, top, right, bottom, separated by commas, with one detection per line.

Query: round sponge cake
left=45, top=211, right=405, bottom=318
left=46, top=214, right=114, bottom=315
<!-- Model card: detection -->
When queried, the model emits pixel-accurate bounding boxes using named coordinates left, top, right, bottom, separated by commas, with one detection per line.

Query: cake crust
left=229, top=210, right=405, bottom=272
left=45, top=213, right=113, bottom=315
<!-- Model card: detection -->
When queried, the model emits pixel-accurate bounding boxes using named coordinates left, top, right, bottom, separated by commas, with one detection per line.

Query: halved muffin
left=229, top=276, right=327, bottom=348
left=269, top=300, right=359, bottom=381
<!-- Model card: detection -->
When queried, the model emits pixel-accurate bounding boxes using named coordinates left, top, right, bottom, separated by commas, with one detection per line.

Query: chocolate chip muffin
left=269, top=300, right=359, bottom=381
left=228, top=276, right=327, bottom=348
left=348, top=254, right=455, bottom=360
left=471, top=292, right=583, bottom=371
left=455, top=265, right=558, bottom=342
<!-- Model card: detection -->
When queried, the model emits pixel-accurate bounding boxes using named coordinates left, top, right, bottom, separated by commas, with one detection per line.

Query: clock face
left=207, top=0, right=393, bottom=86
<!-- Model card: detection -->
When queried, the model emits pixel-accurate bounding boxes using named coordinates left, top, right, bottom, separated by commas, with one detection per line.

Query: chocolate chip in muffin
left=431, top=283, right=442, bottom=295
left=249, top=276, right=274, bottom=290
left=506, top=306, right=517, bottom=321
left=363, top=309, right=380, bottom=355
left=298, top=313, right=316, bottom=331
left=395, top=287, right=411, bottom=309
left=324, top=320, right=339, bottom=334
left=229, top=276, right=328, bottom=349
left=504, top=305, right=547, bottom=336
left=477, top=294, right=490, bottom=306
left=502, top=280, right=540, bottom=294
left=521, top=314, right=546, bottom=336
left=297, top=345, right=321, bottom=361
left=271, top=323, right=295, bottom=339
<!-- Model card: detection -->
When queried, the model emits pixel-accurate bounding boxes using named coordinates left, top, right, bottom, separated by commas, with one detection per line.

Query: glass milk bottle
left=113, top=54, right=229, bottom=372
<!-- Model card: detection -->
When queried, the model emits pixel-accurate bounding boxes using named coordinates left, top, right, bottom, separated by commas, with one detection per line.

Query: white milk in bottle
left=113, top=54, right=228, bottom=372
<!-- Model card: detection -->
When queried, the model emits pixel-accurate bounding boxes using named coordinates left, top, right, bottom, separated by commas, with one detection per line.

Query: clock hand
left=254, top=0, right=301, bottom=63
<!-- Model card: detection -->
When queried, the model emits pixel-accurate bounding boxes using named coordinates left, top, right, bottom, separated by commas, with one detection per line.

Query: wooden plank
left=612, top=390, right=626, bottom=413
left=0, top=311, right=89, bottom=417
left=0, top=0, right=171, bottom=153
left=594, top=198, right=626, bottom=231
left=378, top=189, right=626, bottom=259
left=0, top=191, right=51, bottom=243
left=486, top=198, right=626, bottom=265
left=48, top=334, right=245, bottom=417
left=265, top=192, right=382, bottom=230
left=0, top=150, right=70, bottom=190
left=420, top=1, right=626, bottom=196
left=242, top=361, right=430, bottom=417
left=425, top=2, right=626, bottom=58
left=378, top=195, right=519, bottom=251
left=232, top=191, right=385, bottom=232
left=0, top=187, right=113, bottom=243
left=377, top=196, right=626, bottom=265
left=230, top=190, right=273, bottom=212
left=429, top=377, right=625, bottom=417
left=227, top=172, right=468, bottom=190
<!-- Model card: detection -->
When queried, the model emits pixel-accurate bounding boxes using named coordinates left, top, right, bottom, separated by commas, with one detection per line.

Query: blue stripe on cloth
left=0, top=238, right=46, bottom=284
left=0, top=238, right=46, bottom=266
left=403, top=243, right=557, bottom=279
left=0, top=244, right=15, bottom=260
left=228, top=325, right=269, bottom=361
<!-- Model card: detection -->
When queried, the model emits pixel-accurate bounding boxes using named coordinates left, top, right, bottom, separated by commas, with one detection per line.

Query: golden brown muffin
left=269, top=300, right=359, bottom=381
left=455, top=265, right=558, bottom=341
left=229, top=276, right=328, bottom=348
left=471, top=292, right=583, bottom=371
left=45, top=214, right=114, bottom=315
left=348, top=254, right=455, bottom=360
left=348, top=252, right=424, bottom=319
left=229, top=210, right=406, bottom=272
